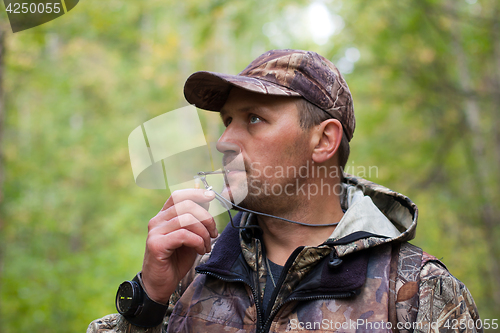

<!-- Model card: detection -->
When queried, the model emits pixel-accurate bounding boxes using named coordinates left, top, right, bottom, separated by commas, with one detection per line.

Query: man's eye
left=249, top=115, right=262, bottom=124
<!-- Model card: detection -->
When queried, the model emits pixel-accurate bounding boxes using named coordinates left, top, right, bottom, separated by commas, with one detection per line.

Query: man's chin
left=220, top=173, right=249, bottom=205
left=220, top=184, right=248, bottom=206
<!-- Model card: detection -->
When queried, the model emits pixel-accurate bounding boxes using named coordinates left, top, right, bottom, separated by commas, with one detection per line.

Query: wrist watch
left=115, top=273, right=168, bottom=328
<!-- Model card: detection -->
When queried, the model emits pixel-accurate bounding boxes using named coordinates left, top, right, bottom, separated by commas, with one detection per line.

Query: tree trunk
left=492, top=8, right=500, bottom=169
left=0, top=26, right=6, bottom=325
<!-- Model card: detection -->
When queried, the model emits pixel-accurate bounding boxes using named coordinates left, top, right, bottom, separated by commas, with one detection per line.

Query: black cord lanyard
left=197, top=171, right=340, bottom=230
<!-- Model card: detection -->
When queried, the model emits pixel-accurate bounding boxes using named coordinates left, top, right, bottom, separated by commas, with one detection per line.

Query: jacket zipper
left=196, top=270, right=264, bottom=330
left=260, top=291, right=358, bottom=333
left=199, top=241, right=359, bottom=333
left=260, top=246, right=303, bottom=332
left=198, top=269, right=358, bottom=333
left=260, top=245, right=357, bottom=333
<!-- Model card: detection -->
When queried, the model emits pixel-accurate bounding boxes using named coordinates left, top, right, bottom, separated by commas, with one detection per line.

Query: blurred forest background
left=0, top=0, right=499, bottom=331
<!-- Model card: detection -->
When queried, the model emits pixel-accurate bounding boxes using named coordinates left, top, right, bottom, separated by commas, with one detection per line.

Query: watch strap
left=122, top=273, right=168, bottom=328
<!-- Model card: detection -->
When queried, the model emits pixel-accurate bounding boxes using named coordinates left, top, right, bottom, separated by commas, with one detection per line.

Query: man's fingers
left=148, top=228, right=208, bottom=257
left=161, top=189, right=215, bottom=212
left=151, top=199, right=218, bottom=238
left=151, top=213, right=212, bottom=252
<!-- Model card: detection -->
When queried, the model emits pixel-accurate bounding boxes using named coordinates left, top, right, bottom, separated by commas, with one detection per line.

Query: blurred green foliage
left=0, top=0, right=498, bottom=331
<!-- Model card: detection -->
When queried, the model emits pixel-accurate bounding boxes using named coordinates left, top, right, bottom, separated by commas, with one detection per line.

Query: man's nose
left=216, top=129, right=242, bottom=155
left=216, top=140, right=241, bottom=155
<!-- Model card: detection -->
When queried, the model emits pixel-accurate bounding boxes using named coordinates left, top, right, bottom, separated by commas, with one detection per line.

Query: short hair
left=296, top=98, right=350, bottom=170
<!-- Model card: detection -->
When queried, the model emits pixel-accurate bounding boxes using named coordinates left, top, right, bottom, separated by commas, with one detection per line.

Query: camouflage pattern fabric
left=392, top=242, right=423, bottom=333
left=86, top=313, right=163, bottom=333
left=240, top=222, right=267, bottom=299
left=165, top=243, right=392, bottom=332
left=414, top=261, right=482, bottom=333
left=184, top=49, right=356, bottom=141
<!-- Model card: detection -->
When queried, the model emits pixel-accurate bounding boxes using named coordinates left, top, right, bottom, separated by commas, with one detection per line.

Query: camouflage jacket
left=87, top=176, right=481, bottom=333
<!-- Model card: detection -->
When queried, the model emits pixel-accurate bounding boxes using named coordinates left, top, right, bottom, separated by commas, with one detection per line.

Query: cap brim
left=184, top=71, right=300, bottom=111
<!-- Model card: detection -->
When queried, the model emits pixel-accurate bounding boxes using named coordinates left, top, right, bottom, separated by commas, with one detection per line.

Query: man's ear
left=311, top=119, right=343, bottom=164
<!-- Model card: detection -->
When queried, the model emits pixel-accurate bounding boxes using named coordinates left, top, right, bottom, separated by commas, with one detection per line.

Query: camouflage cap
left=184, top=49, right=355, bottom=141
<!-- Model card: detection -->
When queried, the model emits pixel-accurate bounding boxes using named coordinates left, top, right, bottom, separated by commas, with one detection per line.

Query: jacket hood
left=329, top=174, right=418, bottom=257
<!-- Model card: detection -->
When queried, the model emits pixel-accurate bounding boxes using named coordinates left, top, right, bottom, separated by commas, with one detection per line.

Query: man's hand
left=141, top=189, right=218, bottom=304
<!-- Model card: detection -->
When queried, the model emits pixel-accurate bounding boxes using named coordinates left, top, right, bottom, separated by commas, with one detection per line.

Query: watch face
left=117, top=282, right=133, bottom=312
left=116, top=281, right=140, bottom=316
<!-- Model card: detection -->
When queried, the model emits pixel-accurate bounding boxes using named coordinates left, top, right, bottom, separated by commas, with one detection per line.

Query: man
left=88, top=49, right=481, bottom=332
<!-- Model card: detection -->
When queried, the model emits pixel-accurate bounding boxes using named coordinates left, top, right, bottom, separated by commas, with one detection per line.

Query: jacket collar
left=196, top=212, right=369, bottom=295
left=333, top=175, right=418, bottom=257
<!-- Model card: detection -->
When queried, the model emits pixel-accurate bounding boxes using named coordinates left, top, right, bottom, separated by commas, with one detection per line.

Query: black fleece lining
left=196, top=212, right=243, bottom=274
left=290, top=249, right=369, bottom=296
left=319, top=249, right=369, bottom=292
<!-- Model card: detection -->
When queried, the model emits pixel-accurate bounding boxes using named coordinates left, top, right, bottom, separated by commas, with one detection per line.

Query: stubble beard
left=230, top=163, right=309, bottom=218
